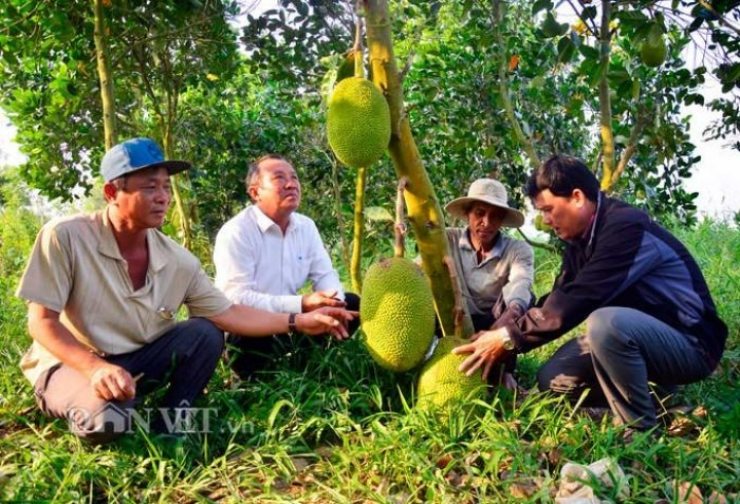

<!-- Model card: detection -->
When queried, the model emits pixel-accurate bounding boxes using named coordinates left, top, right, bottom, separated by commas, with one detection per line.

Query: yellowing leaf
left=508, top=54, right=520, bottom=72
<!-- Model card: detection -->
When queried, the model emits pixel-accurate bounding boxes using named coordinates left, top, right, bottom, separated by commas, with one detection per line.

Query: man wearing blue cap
left=16, top=138, right=355, bottom=444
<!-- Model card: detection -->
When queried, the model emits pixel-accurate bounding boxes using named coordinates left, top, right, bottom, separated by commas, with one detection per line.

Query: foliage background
left=0, top=0, right=738, bottom=500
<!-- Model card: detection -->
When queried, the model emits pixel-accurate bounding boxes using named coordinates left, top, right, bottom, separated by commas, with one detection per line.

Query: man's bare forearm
left=27, top=304, right=105, bottom=378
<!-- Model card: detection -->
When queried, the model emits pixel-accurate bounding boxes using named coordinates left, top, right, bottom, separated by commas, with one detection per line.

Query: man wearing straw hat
left=454, top=155, right=726, bottom=432
left=443, top=178, right=535, bottom=385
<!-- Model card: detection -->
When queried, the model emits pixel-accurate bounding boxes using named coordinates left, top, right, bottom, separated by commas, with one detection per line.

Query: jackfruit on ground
left=360, top=257, right=435, bottom=372
left=416, top=337, right=486, bottom=413
left=327, top=77, right=391, bottom=168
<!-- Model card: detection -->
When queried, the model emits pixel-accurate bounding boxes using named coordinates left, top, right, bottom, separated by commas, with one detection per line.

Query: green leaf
left=582, top=6, right=597, bottom=20
left=588, top=61, right=608, bottom=87
left=557, top=35, right=576, bottom=64
left=579, top=44, right=599, bottom=60
left=532, top=0, right=553, bottom=15
left=365, top=206, right=394, bottom=222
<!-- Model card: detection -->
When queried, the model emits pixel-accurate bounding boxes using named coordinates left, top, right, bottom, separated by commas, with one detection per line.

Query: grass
left=0, top=212, right=737, bottom=502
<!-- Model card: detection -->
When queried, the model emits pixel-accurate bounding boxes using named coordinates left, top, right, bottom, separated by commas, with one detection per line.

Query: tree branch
left=611, top=107, right=650, bottom=185
left=698, top=0, right=740, bottom=36
left=598, top=0, right=616, bottom=191
left=516, top=228, right=557, bottom=253
left=492, top=0, right=540, bottom=169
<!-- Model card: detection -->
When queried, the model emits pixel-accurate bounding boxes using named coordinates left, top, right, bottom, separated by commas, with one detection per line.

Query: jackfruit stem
left=353, top=5, right=365, bottom=78
left=443, top=256, right=466, bottom=338
left=394, top=177, right=408, bottom=258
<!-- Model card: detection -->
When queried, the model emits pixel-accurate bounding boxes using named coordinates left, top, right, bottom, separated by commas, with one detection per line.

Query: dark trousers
left=34, top=318, right=224, bottom=444
left=228, top=292, right=360, bottom=380
left=536, top=307, right=713, bottom=430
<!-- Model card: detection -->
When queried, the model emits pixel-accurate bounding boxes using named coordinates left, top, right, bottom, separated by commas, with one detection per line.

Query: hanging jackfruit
left=640, top=24, right=667, bottom=68
left=327, top=77, right=391, bottom=168
left=360, top=257, right=436, bottom=372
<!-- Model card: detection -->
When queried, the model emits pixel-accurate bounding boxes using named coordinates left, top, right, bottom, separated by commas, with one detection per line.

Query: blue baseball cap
left=100, top=137, right=191, bottom=182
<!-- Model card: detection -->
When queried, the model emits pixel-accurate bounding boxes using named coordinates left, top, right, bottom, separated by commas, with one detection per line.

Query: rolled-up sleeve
left=501, top=241, right=534, bottom=310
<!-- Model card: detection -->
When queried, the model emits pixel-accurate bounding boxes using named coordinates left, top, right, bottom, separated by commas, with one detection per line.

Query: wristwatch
left=288, top=313, right=298, bottom=334
left=499, top=328, right=516, bottom=351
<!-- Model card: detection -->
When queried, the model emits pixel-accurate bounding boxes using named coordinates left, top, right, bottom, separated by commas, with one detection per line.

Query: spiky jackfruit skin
left=416, top=337, right=486, bottom=413
left=360, top=257, right=435, bottom=372
left=327, top=77, right=391, bottom=168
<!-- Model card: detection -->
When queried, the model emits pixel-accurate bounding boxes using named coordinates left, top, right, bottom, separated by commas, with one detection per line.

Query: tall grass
left=0, top=197, right=737, bottom=501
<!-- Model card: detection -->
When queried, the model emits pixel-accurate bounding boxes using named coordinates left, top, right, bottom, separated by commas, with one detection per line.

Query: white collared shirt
left=213, top=205, right=344, bottom=313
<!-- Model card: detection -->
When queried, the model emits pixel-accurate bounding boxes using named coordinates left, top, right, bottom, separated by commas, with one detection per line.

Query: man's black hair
left=525, top=155, right=600, bottom=202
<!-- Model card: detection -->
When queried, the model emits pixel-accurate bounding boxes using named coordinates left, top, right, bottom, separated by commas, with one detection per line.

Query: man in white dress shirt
left=214, top=154, right=360, bottom=379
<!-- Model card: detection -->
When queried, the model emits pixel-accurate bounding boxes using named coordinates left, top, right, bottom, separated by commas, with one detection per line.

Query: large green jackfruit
left=416, top=337, right=486, bottom=414
left=360, top=257, right=435, bottom=372
left=640, top=24, right=667, bottom=68
left=327, top=77, right=391, bottom=168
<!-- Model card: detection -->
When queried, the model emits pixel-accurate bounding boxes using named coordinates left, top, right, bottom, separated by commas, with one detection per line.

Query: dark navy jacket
left=509, top=195, right=727, bottom=368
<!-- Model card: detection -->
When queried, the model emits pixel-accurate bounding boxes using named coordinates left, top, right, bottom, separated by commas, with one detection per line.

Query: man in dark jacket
left=454, top=155, right=727, bottom=431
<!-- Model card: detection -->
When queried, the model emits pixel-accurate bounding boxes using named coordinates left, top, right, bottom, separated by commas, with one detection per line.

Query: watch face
left=502, top=336, right=515, bottom=351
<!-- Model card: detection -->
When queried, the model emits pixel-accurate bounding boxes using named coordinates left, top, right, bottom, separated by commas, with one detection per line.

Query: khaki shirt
left=16, top=209, right=233, bottom=386
left=446, top=228, right=534, bottom=317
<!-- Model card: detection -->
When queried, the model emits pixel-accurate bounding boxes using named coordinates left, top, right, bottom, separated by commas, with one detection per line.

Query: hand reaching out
left=301, top=290, right=346, bottom=312
left=296, top=306, right=358, bottom=340
left=452, top=328, right=511, bottom=381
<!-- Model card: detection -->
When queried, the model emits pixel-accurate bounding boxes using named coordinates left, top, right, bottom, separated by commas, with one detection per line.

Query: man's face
left=533, top=189, right=590, bottom=241
left=467, top=202, right=505, bottom=250
left=250, top=158, right=301, bottom=218
left=109, top=167, right=171, bottom=229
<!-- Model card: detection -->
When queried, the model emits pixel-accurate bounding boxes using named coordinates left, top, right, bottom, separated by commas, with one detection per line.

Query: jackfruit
left=640, top=24, right=666, bottom=67
left=327, top=77, right=391, bottom=168
left=360, top=257, right=435, bottom=372
left=416, top=337, right=486, bottom=413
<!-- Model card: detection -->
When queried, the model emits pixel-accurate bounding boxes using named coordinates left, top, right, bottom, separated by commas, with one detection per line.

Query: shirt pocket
left=293, top=251, right=313, bottom=288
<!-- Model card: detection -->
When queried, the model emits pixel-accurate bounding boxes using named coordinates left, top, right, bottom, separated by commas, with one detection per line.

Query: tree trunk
left=92, top=0, right=116, bottom=150
left=598, top=0, right=616, bottom=190
left=350, top=15, right=366, bottom=293
left=350, top=165, right=367, bottom=292
left=363, top=0, right=473, bottom=338
left=161, top=123, right=192, bottom=250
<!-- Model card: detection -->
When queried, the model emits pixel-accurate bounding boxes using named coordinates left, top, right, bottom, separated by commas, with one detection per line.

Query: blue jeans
left=537, top=307, right=713, bottom=430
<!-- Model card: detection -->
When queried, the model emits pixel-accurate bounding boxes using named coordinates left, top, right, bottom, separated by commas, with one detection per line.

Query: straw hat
left=445, top=178, right=525, bottom=228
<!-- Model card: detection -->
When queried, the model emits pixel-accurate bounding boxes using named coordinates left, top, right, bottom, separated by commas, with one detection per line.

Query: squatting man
left=454, top=155, right=726, bottom=432
left=15, top=137, right=356, bottom=444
